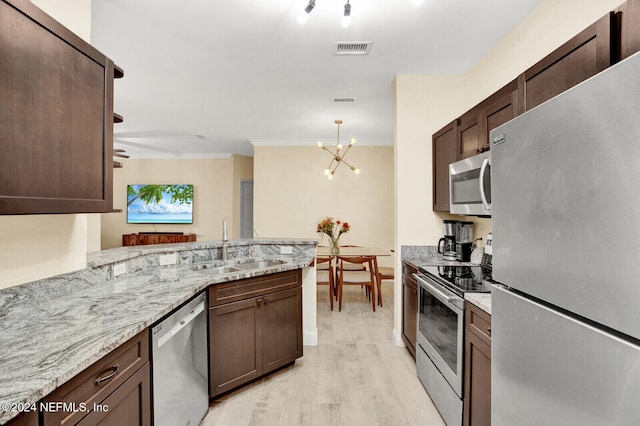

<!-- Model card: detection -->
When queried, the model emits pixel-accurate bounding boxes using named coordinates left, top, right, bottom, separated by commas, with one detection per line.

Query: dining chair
left=375, top=263, right=394, bottom=308
left=314, top=256, right=334, bottom=310
left=335, top=245, right=367, bottom=299
left=337, top=255, right=377, bottom=312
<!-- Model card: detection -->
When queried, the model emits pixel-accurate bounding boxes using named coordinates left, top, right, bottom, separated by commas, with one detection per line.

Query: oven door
left=415, top=273, right=465, bottom=397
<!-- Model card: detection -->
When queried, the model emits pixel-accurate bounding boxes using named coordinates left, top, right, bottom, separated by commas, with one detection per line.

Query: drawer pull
left=95, top=364, right=119, bottom=386
left=264, top=297, right=269, bottom=305
left=257, top=298, right=263, bottom=305
left=487, top=327, right=492, bottom=336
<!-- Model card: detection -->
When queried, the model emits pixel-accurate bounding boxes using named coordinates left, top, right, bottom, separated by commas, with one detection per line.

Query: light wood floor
left=201, top=281, right=445, bottom=426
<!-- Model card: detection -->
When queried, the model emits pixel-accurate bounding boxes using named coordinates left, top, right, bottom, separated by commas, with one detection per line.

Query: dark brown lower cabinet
left=401, top=261, right=417, bottom=359
left=464, top=302, right=492, bottom=426
left=41, top=330, right=151, bottom=426
left=209, top=270, right=303, bottom=397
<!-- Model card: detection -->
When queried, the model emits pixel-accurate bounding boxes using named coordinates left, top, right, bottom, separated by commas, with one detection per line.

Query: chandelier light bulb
left=354, top=168, right=360, bottom=174
left=317, top=141, right=324, bottom=147
left=324, top=168, right=331, bottom=175
left=328, top=173, right=333, bottom=180
left=350, top=138, right=356, bottom=145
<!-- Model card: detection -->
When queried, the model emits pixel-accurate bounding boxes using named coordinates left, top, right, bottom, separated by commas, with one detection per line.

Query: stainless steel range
left=414, top=265, right=491, bottom=426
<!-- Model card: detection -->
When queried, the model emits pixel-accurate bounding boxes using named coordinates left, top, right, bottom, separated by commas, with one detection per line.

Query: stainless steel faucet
left=222, top=218, right=229, bottom=261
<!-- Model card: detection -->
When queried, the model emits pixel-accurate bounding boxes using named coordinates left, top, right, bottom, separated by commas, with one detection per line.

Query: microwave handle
left=479, top=157, right=491, bottom=211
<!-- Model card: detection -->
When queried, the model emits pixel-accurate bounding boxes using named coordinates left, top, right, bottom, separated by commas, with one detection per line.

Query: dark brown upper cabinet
left=456, top=80, right=518, bottom=161
left=0, top=0, right=120, bottom=215
left=617, top=0, right=640, bottom=60
left=432, top=120, right=458, bottom=212
left=517, top=12, right=617, bottom=113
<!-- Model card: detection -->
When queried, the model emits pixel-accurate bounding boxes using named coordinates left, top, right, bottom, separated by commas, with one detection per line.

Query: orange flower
left=316, top=217, right=351, bottom=242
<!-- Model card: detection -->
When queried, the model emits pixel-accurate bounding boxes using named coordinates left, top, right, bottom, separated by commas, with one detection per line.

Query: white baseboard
left=392, top=328, right=405, bottom=347
left=303, top=329, right=318, bottom=346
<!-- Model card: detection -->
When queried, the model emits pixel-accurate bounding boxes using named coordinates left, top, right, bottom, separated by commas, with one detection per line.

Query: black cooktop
left=418, top=265, right=493, bottom=297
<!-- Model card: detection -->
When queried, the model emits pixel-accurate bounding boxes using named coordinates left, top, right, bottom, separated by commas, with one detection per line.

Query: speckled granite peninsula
left=0, top=239, right=316, bottom=425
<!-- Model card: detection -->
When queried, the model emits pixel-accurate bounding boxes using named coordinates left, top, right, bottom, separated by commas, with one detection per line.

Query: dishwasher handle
left=156, top=301, right=205, bottom=349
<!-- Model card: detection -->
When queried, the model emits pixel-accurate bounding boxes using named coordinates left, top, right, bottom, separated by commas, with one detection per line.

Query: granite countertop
left=401, top=245, right=481, bottom=270
left=465, top=293, right=492, bottom=315
left=0, top=239, right=316, bottom=424
left=401, top=245, right=492, bottom=316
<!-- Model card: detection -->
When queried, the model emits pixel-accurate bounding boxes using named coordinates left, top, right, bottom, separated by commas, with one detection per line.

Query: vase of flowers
left=317, top=217, right=350, bottom=255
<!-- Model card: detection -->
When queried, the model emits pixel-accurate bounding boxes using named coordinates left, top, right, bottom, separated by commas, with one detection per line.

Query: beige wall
left=393, top=0, right=623, bottom=344
left=102, top=156, right=252, bottom=249
left=0, top=0, right=93, bottom=290
left=253, top=146, right=394, bottom=267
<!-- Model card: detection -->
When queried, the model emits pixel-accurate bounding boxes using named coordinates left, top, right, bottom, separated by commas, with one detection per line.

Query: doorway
left=240, top=180, right=254, bottom=238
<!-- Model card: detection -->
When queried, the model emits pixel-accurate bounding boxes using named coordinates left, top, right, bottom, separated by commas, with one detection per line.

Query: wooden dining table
left=316, top=246, right=392, bottom=257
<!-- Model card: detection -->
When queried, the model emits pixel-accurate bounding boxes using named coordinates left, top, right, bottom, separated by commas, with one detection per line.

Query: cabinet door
left=432, top=121, right=458, bottom=212
left=76, top=363, right=151, bottom=426
left=457, top=109, right=481, bottom=160
left=518, top=12, right=615, bottom=113
left=209, top=298, right=261, bottom=397
left=0, top=0, right=115, bottom=214
left=401, top=279, right=417, bottom=359
left=463, top=329, right=491, bottom=426
left=480, top=88, right=518, bottom=150
left=260, top=287, right=303, bottom=374
left=618, top=0, right=640, bottom=60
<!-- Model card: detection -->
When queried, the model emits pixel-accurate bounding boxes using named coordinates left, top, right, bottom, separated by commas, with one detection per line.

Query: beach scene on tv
left=127, top=184, right=194, bottom=224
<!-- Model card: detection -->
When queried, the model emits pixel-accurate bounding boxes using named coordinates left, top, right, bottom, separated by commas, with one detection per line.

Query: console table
left=122, top=233, right=197, bottom=246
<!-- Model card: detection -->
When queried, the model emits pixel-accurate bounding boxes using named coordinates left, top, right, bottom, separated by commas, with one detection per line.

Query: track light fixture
left=342, top=1, right=351, bottom=28
left=317, top=120, right=359, bottom=179
left=305, top=0, right=316, bottom=13
left=298, top=0, right=354, bottom=27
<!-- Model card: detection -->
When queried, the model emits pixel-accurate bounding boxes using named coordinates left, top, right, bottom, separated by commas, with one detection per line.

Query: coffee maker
left=456, top=221, right=474, bottom=262
left=438, top=220, right=458, bottom=261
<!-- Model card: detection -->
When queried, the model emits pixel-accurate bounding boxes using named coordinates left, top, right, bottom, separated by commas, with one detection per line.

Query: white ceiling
left=91, top=0, right=542, bottom=159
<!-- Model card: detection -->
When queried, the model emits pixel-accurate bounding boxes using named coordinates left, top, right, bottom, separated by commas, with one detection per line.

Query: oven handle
left=414, top=273, right=463, bottom=311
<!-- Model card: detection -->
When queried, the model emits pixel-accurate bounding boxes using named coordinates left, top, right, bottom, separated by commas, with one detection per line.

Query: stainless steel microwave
left=449, top=151, right=491, bottom=216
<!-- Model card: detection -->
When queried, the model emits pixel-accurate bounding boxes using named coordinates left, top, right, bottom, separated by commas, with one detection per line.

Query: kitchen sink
left=193, top=264, right=242, bottom=275
left=234, top=260, right=286, bottom=270
left=193, top=259, right=286, bottom=275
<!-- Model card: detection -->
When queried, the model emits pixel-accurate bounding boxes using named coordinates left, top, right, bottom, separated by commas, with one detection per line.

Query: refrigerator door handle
left=479, top=157, right=491, bottom=211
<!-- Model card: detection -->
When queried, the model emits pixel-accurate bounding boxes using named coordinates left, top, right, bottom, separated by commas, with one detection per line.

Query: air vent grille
left=335, top=41, right=372, bottom=55
left=334, top=97, right=356, bottom=103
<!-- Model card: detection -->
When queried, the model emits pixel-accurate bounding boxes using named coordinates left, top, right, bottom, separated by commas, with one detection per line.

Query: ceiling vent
left=334, top=41, right=372, bottom=55
left=334, top=97, right=356, bottom=103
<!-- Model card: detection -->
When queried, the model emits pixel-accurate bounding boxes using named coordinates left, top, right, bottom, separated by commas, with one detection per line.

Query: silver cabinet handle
left=95, top=364, right=119, bottom=386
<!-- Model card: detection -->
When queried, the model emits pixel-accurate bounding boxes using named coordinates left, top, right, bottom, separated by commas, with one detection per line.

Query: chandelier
left=298, top=0, right=353, bottom=28
left=317, top=120, right=360, bottom=179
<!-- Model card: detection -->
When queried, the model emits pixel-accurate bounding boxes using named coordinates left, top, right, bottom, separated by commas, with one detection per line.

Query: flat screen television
left=127, top=184, right=194, bottom=224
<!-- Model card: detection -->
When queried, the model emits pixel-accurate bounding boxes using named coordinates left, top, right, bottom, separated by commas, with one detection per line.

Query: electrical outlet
left=159, top=253, right=177, bottom=266
left=280, top=246, right=293, bottom=255
left=113, top=262, right=126, bottom=277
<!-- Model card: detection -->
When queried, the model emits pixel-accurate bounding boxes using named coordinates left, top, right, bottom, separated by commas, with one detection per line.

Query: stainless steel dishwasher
left=152, top=292, right=208, bottom=426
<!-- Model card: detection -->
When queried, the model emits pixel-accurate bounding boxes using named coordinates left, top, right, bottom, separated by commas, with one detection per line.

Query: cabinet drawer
left=42, top=329, right=149, bottom=425
left=209, top=269, right=301, bottom=307
left=466, top=302, right=492, bottom=345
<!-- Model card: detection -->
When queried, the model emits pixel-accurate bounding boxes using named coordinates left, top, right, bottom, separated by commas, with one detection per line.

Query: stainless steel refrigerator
left=490, top=51, right=640, bottom=425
